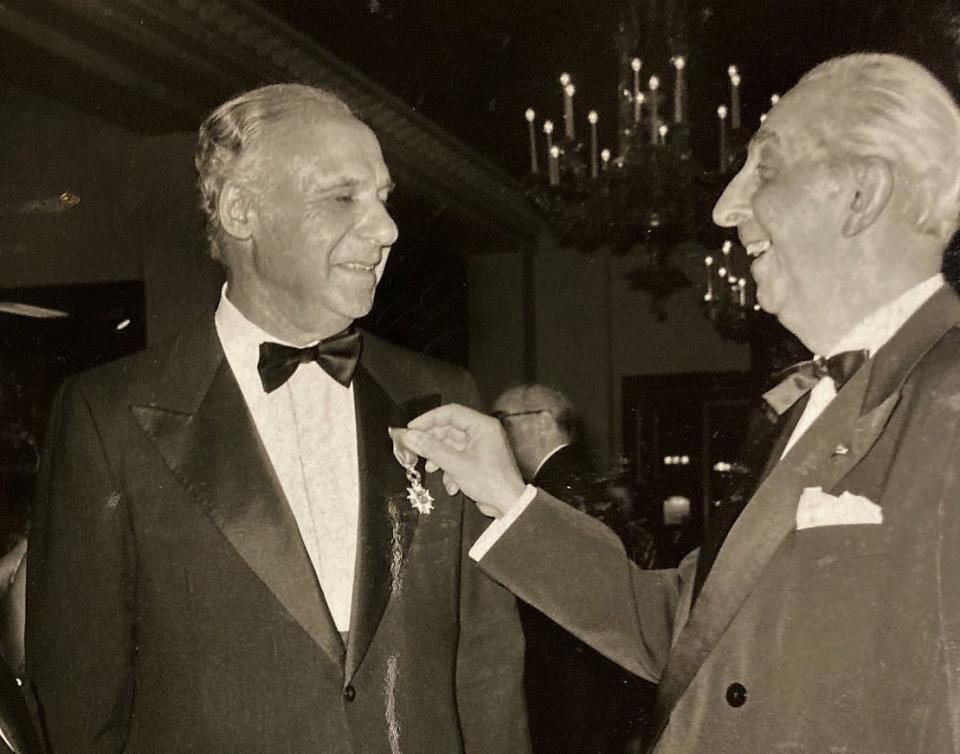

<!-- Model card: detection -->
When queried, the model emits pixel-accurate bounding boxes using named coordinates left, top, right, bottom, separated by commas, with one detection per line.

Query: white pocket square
left=795, top=486, right=883, bottom=530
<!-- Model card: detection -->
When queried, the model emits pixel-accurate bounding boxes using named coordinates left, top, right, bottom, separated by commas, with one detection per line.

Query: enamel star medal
left=388, top=428, right=434, bottom=514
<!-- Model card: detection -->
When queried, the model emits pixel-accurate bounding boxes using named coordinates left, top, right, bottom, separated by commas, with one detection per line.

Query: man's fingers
left=425, top=460, right=439, bottom=473
left=424, top=425, right=468, bottom=449
left=408, top=404, right=488, bottom=433
left=442, top=472, right=460, bottom=496
left=404, top=428, right=461, bottom=470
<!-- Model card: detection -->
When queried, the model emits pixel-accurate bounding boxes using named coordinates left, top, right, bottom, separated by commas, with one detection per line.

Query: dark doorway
left=623, top=371, right=757, bottom=566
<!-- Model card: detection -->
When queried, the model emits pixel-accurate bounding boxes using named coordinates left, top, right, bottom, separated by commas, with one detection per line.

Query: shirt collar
left=215, top=284, right=314, bottom=396
left=533, top=442, right=570, bottom=478
left=826, top=273, right=945, bottom=358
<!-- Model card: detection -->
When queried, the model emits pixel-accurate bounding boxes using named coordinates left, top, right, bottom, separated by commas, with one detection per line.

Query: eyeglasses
left=491, top=409, right=547, bottom=422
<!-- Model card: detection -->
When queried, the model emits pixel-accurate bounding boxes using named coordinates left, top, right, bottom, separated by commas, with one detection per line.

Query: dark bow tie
left=763, top=349, right=869, bottom=415
left=257, top=328, right=362, bottom=393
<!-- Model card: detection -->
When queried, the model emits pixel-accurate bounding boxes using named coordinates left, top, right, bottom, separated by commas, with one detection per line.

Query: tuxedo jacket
left=26, top=316, right=529, bottom=754
left=481, top=286, right=960, bottom=753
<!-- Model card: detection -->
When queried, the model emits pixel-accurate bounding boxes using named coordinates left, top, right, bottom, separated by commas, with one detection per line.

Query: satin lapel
left=344, top=365, right=418, bottom=681
left=129, top=320, right=345, bottom=671
left=656, top=286, right=960, bottom=728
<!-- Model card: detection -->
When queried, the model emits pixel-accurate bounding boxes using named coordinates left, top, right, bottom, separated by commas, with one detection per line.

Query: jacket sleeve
left=26, top=381, right=135, bottom=753
left=479, top=490, right=684, bottom=683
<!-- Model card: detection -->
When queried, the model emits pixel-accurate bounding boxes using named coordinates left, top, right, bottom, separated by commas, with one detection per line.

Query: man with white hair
left=26, top=84, right=528, bottom=753
left=403, top=53, right=960, bottom=752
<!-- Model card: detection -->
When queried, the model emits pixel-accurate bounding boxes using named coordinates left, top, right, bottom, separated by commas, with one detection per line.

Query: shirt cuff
left=468, top=484, right=538, bottom=562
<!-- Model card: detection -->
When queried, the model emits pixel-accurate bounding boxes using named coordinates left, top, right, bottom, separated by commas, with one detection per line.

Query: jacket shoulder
left=909, top=324, right=960, bottom=393
left=361, top=332, right=480, bottom=407
left=61, top=313, right=214, bottom=405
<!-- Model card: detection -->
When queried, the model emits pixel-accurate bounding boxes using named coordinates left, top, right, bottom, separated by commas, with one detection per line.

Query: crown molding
left=0, top=0, right=544, bottom=240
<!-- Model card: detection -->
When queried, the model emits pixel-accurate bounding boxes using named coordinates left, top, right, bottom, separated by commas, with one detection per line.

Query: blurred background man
left=494, top=383, right=654, bottom=754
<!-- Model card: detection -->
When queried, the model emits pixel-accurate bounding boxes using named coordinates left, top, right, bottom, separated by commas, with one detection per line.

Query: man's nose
left=712, top=169, right=753, bottom=228
left=363, top=202, right=399, bottom=247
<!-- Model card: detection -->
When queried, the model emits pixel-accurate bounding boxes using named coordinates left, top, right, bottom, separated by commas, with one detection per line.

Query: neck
left=225, top=273, right=351, bottom=346
left=801, top=266, right=938, bottom=355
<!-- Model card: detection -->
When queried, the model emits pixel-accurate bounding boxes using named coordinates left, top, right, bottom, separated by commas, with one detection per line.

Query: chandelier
left=520, top=13, right=775, bottom=339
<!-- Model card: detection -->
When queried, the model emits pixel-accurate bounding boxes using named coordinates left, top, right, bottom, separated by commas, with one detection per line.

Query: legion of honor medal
left=388, top=428, right=434, bottom=514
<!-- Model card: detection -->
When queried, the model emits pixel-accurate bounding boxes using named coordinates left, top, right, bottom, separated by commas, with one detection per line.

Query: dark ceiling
left=256, top=0, right=960, bottom=178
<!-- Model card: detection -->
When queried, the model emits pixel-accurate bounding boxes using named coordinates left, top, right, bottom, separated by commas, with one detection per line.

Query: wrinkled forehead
left=493, top=395, right=523, bottom=414
left=248, top=109, right=388, bottom=179
left=748, top=80, right=836, bottom=158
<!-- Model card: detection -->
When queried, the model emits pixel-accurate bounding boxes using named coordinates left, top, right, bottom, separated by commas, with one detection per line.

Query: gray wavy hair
left=800, top=53, right=960, bottom=244
left=195, top=83, right=353, bottom=260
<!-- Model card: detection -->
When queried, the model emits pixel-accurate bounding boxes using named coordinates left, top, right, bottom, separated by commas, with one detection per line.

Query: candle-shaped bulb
left=623, top=88, right=633, bottom=99
left=705, top=256, right=714, bottom=266
left=717, top=105, right=728, bottom=119
left=673, top=56, right=686, bottom=71
left=635, top=92, right=645, bottom=105
left=731, top=73, right=741, bottom=88
left=543, top=120, right=554, bottom=134
left=771, top=93, right=780, bottom=105
left=738, top=278, right=746, bottom=288
left=760, top=113, right=767, bottom=123
left=560, top=72, right=571, bottom=87
left=718, top=267, right=727, bottom=278
left=728, top=64, right=739, bottom=79
left=549, top=145, right=560, bottom=158
left=525, top=108, right=536, bottom=122
left=588, top=110, right=598, bottom=124
left=649, top=75, right=660, bottom=91
left=658, top=124, right=668, bottom=138
left=722, top=240, right=732, bottom=253
left=600, top=148, right=611, bottom=163
left=564, top=83, right=576, bottom=97
left=631, top=57, right=642, bottom=72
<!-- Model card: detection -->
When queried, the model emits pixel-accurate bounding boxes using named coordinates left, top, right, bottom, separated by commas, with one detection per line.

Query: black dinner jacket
left=26, top=314, right=529, bottom=754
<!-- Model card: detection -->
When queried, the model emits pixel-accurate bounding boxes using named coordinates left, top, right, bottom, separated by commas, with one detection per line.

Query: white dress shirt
left=215, top=288, right=360, bottom=631
left=472, top=273, right=946, bottom=562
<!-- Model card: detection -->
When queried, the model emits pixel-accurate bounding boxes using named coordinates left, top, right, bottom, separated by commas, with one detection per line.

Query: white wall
left=530, top=240, right=750, bottom=463
left=465, top=252, right=527, bottom=407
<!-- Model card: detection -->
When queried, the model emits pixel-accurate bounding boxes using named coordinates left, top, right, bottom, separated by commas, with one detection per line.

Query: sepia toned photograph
left=1, top=1, right=960, bottom=752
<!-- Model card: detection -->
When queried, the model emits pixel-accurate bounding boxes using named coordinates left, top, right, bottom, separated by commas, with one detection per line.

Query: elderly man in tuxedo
left=26, top=84, right=528, bottom=753
left=404, top=53, right=960, bottom=752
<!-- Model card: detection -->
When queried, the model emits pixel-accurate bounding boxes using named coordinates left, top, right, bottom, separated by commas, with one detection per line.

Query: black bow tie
left=763, top=349, right=869, bottom=415
left=257, top=328, right=362, bottom=393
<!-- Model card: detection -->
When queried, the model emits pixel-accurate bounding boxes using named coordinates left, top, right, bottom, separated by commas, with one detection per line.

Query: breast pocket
left=791, top=523, right=892, bottom=564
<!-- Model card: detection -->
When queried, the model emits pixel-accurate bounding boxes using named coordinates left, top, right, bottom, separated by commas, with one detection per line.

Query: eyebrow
left=311, top=177, right=395, bottom=194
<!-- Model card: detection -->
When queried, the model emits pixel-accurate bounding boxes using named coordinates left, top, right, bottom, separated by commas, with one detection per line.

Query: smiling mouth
left=744, top=239, right=771, bottom=258
left=339, top=262, right=378, bottom=272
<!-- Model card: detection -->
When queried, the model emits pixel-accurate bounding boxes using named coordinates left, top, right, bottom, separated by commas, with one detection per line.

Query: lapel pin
left=832, top=443, right=850, bottom=457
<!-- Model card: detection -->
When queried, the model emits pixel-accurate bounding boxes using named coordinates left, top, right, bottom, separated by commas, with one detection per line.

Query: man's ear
left=535, top=411, right=552, bottom=433
left=217, top=179, right=256, bottom=242
left=842, top=156, right=893, bottom=238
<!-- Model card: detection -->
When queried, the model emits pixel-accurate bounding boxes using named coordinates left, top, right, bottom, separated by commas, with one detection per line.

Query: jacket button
left=725, top=682, right=747, bottom=708
left=343, top=685, right=356, bottom=702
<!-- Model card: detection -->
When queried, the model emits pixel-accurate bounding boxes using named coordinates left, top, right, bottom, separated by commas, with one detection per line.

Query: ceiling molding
left=0, top=0, right=545, bottom=240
